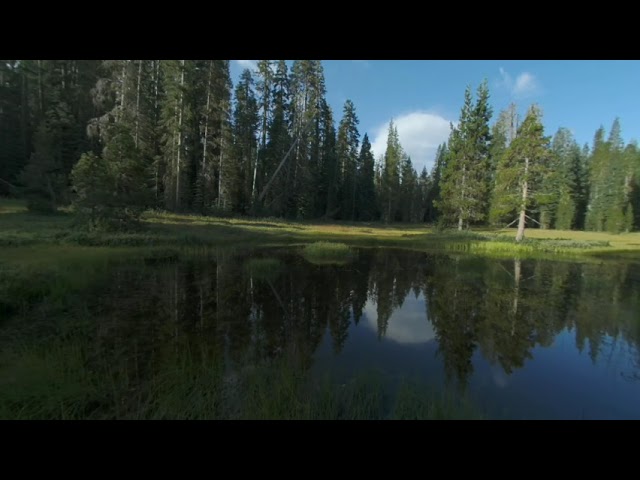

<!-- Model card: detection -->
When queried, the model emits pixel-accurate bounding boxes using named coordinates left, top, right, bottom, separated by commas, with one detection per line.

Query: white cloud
left=352, top=60, right=371, bottom=68
left=370, top=111, right=453, bottom=172
left=514, top=72, right=538, bottom=96
left=498, top=67, right=540, bottom=98
left=234, top=60, right=258, bottom=71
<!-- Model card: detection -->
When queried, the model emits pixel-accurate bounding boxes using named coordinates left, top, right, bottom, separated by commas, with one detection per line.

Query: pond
left=2, top=247, right=640, bottom=419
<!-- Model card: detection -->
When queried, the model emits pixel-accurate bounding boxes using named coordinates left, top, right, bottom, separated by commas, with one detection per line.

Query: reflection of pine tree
left=424, top=256, right=478, bottom=388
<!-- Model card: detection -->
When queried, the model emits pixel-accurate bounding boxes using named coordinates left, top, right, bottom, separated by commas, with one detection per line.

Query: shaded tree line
left=1, top=60, right=639, bottom=232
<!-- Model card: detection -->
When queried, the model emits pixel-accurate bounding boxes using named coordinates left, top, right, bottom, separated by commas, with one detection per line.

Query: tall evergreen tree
left=399, top=155, right=417, bottom=222
left=585, top=126, right=608, bottom=231
left=335, top=99, right=360, bottom=220
left=260, top=60, right=291, bottom=217
left=356, top=133, right=377, bottom=221
left=492, top=105, right=552, bottom=242
left=437, top=81, right=492, bottom=229
left=546, top=127, right=584, bottom=230
left=426, top=142, right=447, bottom=223
left=230, top=69, right=259, bottom=213
left=380, top=120, right=403, bottom=222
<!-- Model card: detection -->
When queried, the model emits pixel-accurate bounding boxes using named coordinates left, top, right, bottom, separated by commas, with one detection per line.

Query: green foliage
left=71, top=126, right=150, bottom=230
left=336, top=99, right=360, bottom=220
left=1, top=59, right=638, bottom=233
left=380, top=120, right=403, bottom=222
left=20, top=123, right=67, bottom=213
left=302, top=241, right=353, bottom=264
left=437, top=81, right=493, bottom=228
left=357, top=133, right=377, bottom=221
left=491, top=106, right=551, bottom=229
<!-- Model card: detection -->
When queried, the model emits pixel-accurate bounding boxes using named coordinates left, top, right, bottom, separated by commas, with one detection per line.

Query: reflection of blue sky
left=363, top=294, right=436, bottom=344
left=312, top=264, right=640, bottom=419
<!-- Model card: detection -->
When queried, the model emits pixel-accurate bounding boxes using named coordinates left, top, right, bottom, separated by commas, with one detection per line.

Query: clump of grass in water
left=392, top=380, right=481, bottom=420
left=0, top=246, right=175, bottom=317
left=0, top=333, right=483, bottom=419
left=244, top=257, right=283, bottom=280
left=302, top=242, right=353, bottom=265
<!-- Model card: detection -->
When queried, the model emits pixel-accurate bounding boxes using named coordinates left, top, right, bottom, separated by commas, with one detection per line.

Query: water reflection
left=33, top=247, right=640, bottom=418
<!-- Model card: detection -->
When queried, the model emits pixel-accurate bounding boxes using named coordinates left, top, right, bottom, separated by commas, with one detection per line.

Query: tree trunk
left=134, top=60, right=142, bottom=147
left=175, top=60, right=185, bottom=211
left=218, top=118, right=224, bottom=209
left=511, top=258, right=521, bottom=336
left=153, top=61, right=161, bottom=203
left=351, top=165, right=357, bottom=221
left=458, top=164, right=466, bottom=230
left=202, top=61, right=212, bottom=209
left=117, top=60, right=128, bottom=123
left=37, top=60, right=44, bottom=115
left=515, top=156, right=529, bottom=242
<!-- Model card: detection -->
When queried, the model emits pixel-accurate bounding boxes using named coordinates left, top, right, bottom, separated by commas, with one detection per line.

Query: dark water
left=9, top=247, right=640, bottom=419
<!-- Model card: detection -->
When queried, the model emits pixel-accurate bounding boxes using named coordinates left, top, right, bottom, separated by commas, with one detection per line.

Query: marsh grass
left=2, top=199, right=640, bottom=260
left=0, top=333, right=482, bottom=420
left=302, top=242, right=354, bottom=265
left=0, top=246, right=180, bottom=317
left=244, top=257, right=283, bottom=280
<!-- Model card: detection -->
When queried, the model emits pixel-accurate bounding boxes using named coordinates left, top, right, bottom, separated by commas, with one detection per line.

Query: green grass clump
left=302, top=242, right=354, bottom=265
left=0, top=246, right=174, bottom=317
left=244, top=257, right=283, bottom=280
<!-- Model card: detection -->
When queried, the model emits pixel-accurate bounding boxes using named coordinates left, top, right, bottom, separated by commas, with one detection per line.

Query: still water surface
left=10, top=247, right=640, bottom=419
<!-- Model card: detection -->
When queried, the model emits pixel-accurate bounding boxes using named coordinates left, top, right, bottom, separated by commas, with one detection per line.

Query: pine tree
left=426, top=143, right=447, bottom=223
left=260, top=60, right=291, bottom=217
left=356, top=133, right=377, bottom=221
left=17, top=60, right=100, bottom=210
left=380, top=120, right=403, bottom=222
left=488, top=104, right=518, bottom=225
left=546, top=127, right=582, bottom=230
left=416, top=166, right=431, bottom=223
left=0, top=61, right=28, bottom=189
left=316, top=100, right=337, bottom=218
left=288, top=60, right=326, bottom=219
left=230, top=69, right=259, bottom=213
left=399, top=155, right=417, bottom=222
left=585, top=126, right=608, bottom=231
left=437, top=82, right=492, bottom=229
left=335, top=99, right=360, bottom=220
left=492, top=105, right=552, bottom=242
left=252, top=60, right=274, bottom=207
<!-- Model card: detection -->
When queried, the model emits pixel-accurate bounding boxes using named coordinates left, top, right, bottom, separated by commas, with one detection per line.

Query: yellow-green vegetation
left=302, top=242, right=353, bottom=265
left=244, top=257, right=283, bottom=280
left=0, top=335, right=481, bottom=420
left=2, top=200, right=640, bottom=262
left=0, top=245, right=180, bottom=315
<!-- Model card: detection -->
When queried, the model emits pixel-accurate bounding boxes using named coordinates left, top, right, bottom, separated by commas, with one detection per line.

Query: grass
left=0, top=334, right=482, bottom=420
left=244, top=257, right=283, bottom=280
left=302, top=242, right=354, bottom=265
left=3, top=199, right=640, bottom=261
left=0, top=245, right=181, bottom=317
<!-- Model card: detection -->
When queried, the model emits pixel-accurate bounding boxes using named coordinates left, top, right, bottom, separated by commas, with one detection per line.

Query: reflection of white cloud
left=363, top=295, right=436, bottom=344
left=492, top=366, right=509, bottom=388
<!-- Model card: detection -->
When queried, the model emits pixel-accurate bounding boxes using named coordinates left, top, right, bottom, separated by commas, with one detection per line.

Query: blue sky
left=231, top=60, right=640, bottom=172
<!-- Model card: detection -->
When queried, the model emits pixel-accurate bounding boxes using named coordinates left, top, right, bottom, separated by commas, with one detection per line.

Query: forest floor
left=2, top=198, right=640, bottom=261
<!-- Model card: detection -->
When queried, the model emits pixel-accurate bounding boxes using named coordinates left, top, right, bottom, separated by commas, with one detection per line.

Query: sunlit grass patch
left=302, top=242, right=354, bottom=265
left=244, top=257, right=283, bottom=280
